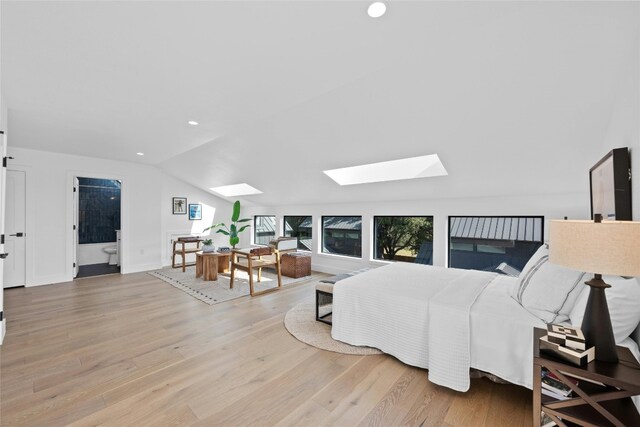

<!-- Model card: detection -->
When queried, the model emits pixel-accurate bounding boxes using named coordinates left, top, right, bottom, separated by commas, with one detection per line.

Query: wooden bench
left=315, top=282, right=333, bottom=325
left=172, top=237, right=202, bottom=272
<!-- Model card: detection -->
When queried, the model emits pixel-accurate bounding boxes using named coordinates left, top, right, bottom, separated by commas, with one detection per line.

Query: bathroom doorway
left=74, top=177, right=122, bottom=279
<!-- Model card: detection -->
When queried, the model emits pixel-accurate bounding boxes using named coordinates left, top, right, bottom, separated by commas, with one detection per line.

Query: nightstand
left=533, top=328, right=640, bottom=426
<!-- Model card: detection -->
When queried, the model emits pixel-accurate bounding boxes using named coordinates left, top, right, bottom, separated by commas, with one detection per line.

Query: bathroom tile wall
left=78, top=178, right=121, bottom=244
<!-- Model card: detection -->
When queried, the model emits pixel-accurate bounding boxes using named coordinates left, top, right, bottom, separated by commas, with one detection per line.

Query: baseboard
left=28, top=274, right=71, bottom=287
left=121, top=263, right=163, bottom=274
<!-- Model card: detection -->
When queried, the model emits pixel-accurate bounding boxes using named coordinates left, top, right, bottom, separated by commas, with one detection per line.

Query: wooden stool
left=315, top=282, right=334, bottom=325
left=195, top=252, right=231, bottom=281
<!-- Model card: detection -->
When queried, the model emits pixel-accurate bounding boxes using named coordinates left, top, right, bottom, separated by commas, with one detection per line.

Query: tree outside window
left=374, top=216, right=433, bottom=263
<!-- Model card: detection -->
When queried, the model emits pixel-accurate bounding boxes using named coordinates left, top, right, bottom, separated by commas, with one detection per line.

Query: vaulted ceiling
left=2, top=1, right=638, bottom=206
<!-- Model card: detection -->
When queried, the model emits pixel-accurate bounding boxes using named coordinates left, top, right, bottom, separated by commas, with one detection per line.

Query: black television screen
left=589, top=147, right=632, bottom=220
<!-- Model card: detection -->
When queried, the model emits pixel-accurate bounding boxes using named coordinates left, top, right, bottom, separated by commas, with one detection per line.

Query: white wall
left=159, top=173, right=236, bottom=266
left=601, top=46, right=640, bottom=221
left=7, top=147, right=163, bottom=285
left=246, top=192, right=588, bottom=275
left=78, top=242, right=115, bottom=266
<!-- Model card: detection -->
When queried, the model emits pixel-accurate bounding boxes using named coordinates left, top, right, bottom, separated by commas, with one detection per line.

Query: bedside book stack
left=540, top=368, right=576, bottom=400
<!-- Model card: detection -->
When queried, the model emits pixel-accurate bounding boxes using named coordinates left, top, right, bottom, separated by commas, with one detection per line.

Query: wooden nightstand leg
left=533, top=363, right=541, bottom=427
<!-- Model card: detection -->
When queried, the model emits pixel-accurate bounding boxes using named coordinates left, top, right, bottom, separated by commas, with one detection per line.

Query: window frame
left=447, top=215, right=544, bottom=269
left=253, top=215, right=276, bottom=246
left=321, top=215, right=363, bottom=258
left=283, top=215, right=313, bottom=252
left=373, top=215, right=434, bottom=263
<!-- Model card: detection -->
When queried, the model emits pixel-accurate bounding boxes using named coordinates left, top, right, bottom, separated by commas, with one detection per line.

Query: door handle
left=9, top=232, right=24, bottom=237
left=0, top=253, right=8, bottom=259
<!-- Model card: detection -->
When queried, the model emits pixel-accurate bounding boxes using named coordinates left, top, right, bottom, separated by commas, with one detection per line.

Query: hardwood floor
left=0, top=271, right=533, bottom=426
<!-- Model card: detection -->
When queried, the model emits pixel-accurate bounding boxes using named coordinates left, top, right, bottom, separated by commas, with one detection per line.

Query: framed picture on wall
left=189, top=204, right=202, bottom=220
left=173, top=197, right=187, bottom=214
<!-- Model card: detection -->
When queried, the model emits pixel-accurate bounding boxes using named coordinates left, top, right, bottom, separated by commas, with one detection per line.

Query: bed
left=331, top=247, right=640, bottom=397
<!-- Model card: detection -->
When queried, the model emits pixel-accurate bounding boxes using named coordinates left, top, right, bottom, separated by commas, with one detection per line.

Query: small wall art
left=189, top=203, right=202, bottom=220
left=173, top=197, right=187, bottom=214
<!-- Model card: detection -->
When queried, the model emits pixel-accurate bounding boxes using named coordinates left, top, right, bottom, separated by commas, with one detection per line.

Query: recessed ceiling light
left=368, top=2, right=387, bottom=18
left=188, top=120, right=199, bottom=126
left=323, top=154, right=448, bottom=186
left=136, top=152, right=144, bottom=156
left=210, top=183, right=263, bottom=197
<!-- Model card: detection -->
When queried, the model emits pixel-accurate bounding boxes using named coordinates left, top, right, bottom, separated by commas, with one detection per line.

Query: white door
left=4, top=170, right=26, bottom=288
left=0, top=132, right=6, bottom=339
left=73, top=177, right=79, bottom=278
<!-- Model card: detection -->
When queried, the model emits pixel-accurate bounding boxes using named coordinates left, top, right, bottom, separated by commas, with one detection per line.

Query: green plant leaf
left=231, top=201, right=241, bottom=222
left=237, top=225, right=250, bottom=233
left=237, top=218, right=252, bottom=223
left=230, top=223, right=237, bottom=233
left=230, top=236, right=239, bottom=247
left=216, top=229, right=230, bottom=236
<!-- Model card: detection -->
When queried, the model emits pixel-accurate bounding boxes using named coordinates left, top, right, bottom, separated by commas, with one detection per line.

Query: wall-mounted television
left=589, top=147, right=632, bottom=220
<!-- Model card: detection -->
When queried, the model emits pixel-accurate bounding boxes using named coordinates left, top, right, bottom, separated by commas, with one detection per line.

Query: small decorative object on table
left=201, top=239, right=216, bottom=253
left=539, top=324, right=594, bottom=367
left=546, top=324, right=586, bottom=350
left=218, top=246, right=230, bottom=253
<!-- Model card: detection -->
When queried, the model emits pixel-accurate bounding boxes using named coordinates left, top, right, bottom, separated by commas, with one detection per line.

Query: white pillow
left=569, top=276, right=640, bottom=344
left=512, top=244, right=549, bottom=300
left=516, top=258, right=586, bottom=323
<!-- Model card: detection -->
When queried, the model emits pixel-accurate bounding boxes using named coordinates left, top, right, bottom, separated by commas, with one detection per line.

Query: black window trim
left=373, top=215, right=434, bottom=263
left=447, top=215, right=545, bottom=268
left=321, top=215, right=363, bottom=259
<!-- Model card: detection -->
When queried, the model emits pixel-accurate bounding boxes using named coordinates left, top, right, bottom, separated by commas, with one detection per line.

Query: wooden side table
left=172, top=238, right=202, bottom=272
left=195, top=252, right=231, bottom=281
left=533, top=327, right=640, bottom=427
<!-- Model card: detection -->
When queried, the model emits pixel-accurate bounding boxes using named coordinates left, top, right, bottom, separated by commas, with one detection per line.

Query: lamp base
left=581, top=274, right=618, bottom=363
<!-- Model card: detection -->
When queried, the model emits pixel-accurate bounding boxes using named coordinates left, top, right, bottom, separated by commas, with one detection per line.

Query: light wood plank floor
left=0, top=271, right=533, bottom=426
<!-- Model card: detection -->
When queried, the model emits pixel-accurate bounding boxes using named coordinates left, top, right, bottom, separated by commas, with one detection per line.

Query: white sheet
left=331, top=263, right=547, bottom=390
left=428, top=270, right=496, bottom=391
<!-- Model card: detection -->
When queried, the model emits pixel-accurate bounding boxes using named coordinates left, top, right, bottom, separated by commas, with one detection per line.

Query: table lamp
left=549, top=216, right=640, bottom=363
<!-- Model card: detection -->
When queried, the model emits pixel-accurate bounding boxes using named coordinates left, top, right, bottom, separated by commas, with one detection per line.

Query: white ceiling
left=2, top=1, right=638, bottom=206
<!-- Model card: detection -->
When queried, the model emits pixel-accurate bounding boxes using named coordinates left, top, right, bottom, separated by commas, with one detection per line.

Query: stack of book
left=540, top=368, right=577, bottom=400
left=539, top=324, right=595, bottom=367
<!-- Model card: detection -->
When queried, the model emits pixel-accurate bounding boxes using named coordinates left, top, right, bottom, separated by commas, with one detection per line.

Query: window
left=284, top=216, right=313, bottom=251
left=374, top=216, right=433, bottom=264
left=254, top=215, right=276, bottom=245
left=448, top=216, right=544, bottom=274
left=322, top=216, right=362, bottom=257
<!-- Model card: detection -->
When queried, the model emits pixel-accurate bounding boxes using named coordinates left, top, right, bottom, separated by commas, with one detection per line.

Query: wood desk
left=195, top=252, right=231, bottom=281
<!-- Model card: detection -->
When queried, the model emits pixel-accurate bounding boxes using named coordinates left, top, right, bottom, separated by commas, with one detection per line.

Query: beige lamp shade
left=549, top=220, right=640, bottom=277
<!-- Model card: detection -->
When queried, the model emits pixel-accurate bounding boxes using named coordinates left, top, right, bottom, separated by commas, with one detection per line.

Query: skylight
left=210, top=183, right=263, bottom=197
left=323, top=154, right=448, bottom=186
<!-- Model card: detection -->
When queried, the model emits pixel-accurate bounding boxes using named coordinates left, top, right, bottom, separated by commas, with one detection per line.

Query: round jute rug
left=284, top=301, right=382, bottom=355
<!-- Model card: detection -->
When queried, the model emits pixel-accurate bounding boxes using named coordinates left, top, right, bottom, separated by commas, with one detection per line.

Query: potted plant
left=201, top=238, right=215, bottom=253
left=202, top=200, right=251, bottom=249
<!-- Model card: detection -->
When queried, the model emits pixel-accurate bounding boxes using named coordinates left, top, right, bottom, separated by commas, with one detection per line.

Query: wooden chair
left=230, top=247, right=282, bottom=296
left=172, top=237, right=202, bottom=272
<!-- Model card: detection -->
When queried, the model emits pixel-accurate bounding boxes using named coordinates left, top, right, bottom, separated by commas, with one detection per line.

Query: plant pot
left=202, top=244, right=216, bottom=253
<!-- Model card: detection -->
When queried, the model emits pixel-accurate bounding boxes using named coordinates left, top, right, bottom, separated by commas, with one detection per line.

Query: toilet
left=103, top=245, right=118, bottom=265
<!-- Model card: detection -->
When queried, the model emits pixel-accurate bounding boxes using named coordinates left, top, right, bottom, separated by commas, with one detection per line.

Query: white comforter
left=331, top=263, right=546, bottom=390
